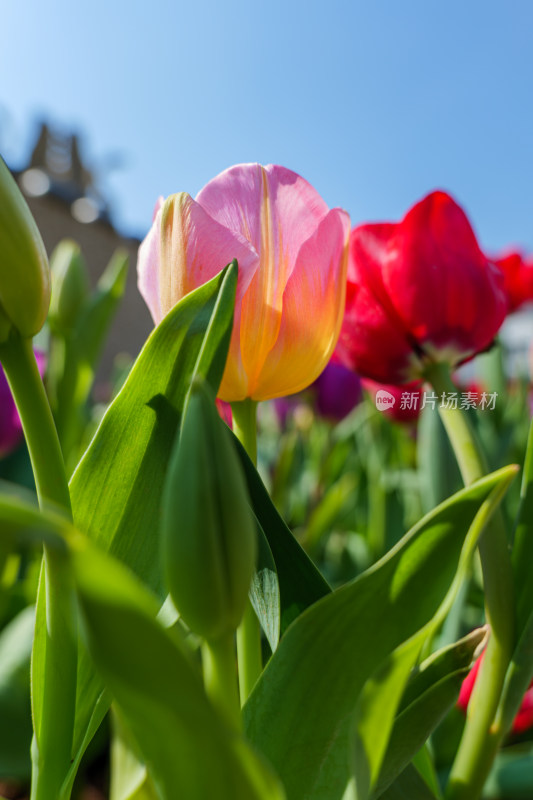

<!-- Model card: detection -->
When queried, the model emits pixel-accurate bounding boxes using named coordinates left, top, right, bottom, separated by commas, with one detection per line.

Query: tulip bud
left=0, top=156, right=50, bottom=340
left=162, top=379, right=257, bottom=641
left=49, top=240, right=90, bottom=334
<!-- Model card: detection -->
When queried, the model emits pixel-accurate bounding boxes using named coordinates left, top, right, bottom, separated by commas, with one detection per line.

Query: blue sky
left=1, top=0, right=532, bottom=253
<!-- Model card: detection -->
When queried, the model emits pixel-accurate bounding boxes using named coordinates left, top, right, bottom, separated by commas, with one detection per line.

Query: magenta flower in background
left=0, top=350, right=46, bottom=457
left=313, top=357, right=362, bottom=421
left=271, top=358, right=361, bottom=427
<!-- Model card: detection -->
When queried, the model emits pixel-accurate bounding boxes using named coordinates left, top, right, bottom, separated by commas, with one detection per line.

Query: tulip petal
left=197, top=164, right=332, bottom=386
left=493, top=250, right=533, bottom=313
left=158, top=193, right=258, bottom=315
left=336, top=277, right=420, bottom=384
left=137, top=198, right=164, bottom=323
left=341, top=192, right=508, bottom=384
left=158, top=194, right=260, bottom=401
left=196, top=163, right=329, bottom=263
left=383, top=192, right=507, bottom=362
left=250, top=208, right=350, bottom=400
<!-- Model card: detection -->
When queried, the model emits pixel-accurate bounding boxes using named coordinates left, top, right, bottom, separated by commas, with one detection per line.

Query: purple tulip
left=313, top=359, right=362, bottom=421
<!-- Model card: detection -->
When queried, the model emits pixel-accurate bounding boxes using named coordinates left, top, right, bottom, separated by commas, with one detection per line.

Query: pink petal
left=197, top=164, right=332, bottom=385
left=158, top=193, right=258, bottom=316
left=249, top=208, right=350, bottom=400
left=137, top=202, right=164, bottom=323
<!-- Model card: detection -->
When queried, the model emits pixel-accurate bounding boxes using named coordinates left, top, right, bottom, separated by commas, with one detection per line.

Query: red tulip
left=458, top=651, right=533, bottom=735
left=335, top=191, right=507, bottom=385
left=492, top=250, right=533, bottom=313
left=137, top=164, right=350, bottom=402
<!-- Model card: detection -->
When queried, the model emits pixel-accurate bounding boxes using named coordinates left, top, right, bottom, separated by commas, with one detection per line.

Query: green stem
left=0, top=332, right=76, bottom=800
left=236, top=599, right=263, bottom=705
left=231, top=399, right=258, bottom=466
left=231, top=399, right=262, bottom=703
left=0, top=334, right=71, bottom=511
left=202, top=634, right=241, bottom=732
left=424, top=362, right=514, bottom=800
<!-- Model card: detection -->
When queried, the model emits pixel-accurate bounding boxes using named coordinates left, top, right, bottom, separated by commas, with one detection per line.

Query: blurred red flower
left=458, top=651, right=533, bottom=735
left=335, top=191, right=507, bottom=385
left=492, top=250, right=533, bottom=313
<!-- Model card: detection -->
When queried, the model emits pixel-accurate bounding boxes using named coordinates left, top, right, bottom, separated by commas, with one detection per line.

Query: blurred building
left=12, top=122, right=153, bottom=387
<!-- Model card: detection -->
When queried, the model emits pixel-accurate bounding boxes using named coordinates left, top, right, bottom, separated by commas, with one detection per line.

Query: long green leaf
left=373, top=629, right=486, bottom=798
left=378, top=764, right=438, bottom=800
left=234, top=435, right=331, bottom=635
left=0, top=488, right=283, bottom=799
left=37, top=263, right=237, bottom=795
left=496, top=419, right=533, bottom=737
left=512, top=417, right=533, bottom=635
left=243, top=467, right=516, bottom=800
left=71, top=535, right=285, bottom=800
left=0, top=606, right=35, bottom=780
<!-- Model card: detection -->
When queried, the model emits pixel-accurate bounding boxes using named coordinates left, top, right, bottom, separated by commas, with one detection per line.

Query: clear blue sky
left=1, top=0, right=532, bottom=254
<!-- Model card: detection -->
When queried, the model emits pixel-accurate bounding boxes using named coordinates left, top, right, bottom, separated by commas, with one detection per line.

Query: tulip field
left=2, top=156, right=533, bottom=800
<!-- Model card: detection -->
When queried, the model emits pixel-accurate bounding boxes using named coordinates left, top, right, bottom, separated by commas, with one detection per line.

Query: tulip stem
left=231, top=399, right=263, bottom=703
left=424, top=362, right=515, bottom=800
left=0, top=332, right=76, bottom=800
left=231, top=399, right=258, bottom=466
left=202, top=634, right=242, bottom=732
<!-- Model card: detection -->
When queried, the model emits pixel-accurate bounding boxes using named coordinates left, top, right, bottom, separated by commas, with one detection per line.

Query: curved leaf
left=243, top=467, right=516, bottom=800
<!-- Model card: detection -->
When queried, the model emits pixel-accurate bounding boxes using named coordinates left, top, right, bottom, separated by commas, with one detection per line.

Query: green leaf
left=0, top=482, right=68, bottom=552
left=410, top=747, right=442, bottom=800
left=496, top=420, right=533, bottom=737
left=373, top=629, right=487, bottom=798
left=243, top=467, right=516, bottom=800
left=305, top=473, right=358, bottom=550
left=512, top=417, right=533, bottom=635
left=417, top=406, right=461, bottom=514
left=40, top=263, right=237, bottom=794
left=53, top=249, right=129, bottom=462
left=378, top=764, right=438, bottom=800
left=354, top=470, right=511, bottom=800
left=73, top=248, right=129, bottom=377
left=234, top=435, right=331, bottom=634
left=71, top=536, right=285, bottom=800
left=483, top=745, right=533, bottom=799
left=0, top=606, right=35, bottom=780
left=497, top=603, right=533, bottom=739
left=251, top=522, right=280, bottom=651
left=110, top=708, right=159, bottom=800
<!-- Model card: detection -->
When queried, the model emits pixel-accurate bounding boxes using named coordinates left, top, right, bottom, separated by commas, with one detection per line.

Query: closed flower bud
left=162, top=379, right=257, bottom=641
left=0, top=156, right=50, bottom=340
left=49, top=240, right=90, bottom=334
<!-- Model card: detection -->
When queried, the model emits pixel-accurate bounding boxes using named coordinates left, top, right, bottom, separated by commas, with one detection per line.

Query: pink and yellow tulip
left=137, top=163, right=350, bottom=402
